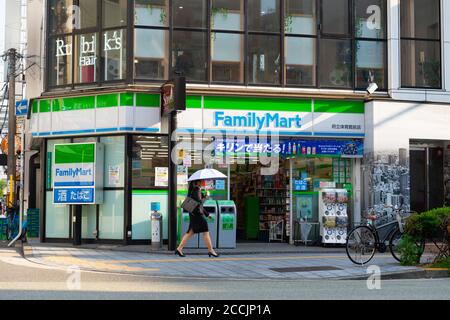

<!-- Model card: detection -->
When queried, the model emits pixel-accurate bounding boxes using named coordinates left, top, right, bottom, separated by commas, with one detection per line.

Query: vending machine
left=319, top=189, right=349, bottom=245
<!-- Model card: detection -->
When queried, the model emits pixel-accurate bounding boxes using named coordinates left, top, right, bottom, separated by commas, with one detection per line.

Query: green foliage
left=397, top=235, right=423, bottom=266
left=405, top=207, right=450, bottom=239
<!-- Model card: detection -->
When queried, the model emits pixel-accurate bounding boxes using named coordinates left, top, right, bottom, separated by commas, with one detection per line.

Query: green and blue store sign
left=30, top=93, right=364, bottom=139
left=53, top=143, right=104, bottom=205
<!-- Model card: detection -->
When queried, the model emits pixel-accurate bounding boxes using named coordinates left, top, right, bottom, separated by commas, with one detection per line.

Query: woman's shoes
left=175, top=249, right=186, bottom=257
left=208, top=252, right=220, bottom=258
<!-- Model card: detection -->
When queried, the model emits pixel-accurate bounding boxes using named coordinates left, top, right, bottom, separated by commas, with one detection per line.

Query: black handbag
left=181, top=197, right=200, bottom=213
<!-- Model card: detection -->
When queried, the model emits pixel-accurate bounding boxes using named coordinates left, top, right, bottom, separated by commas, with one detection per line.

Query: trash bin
left=150, top=202, right=163, bottom=250
left=217, top=200, right=237, bottom=249
left=180, top=209, right=199, bottom=249
left=199, top=200, right=218, bottom=249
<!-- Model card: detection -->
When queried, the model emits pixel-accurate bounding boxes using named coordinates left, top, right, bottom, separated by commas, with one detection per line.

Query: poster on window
left=177, top=166, right=188, bottom=186
left=108, top=165, right=120, bottom=186
left=155, top=167, right=169, bottom=187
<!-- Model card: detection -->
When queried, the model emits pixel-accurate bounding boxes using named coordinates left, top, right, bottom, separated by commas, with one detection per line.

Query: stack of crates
left=26, top=208, right=40, bottom=238
left=0, top=216, right=7, bottom=241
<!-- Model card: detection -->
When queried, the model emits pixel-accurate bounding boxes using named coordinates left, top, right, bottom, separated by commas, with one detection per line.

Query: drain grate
left=270, top=266, right=342, bottom=273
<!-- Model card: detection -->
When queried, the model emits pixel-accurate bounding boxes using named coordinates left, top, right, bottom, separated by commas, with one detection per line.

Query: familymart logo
left=214, top=111, right=302, bottom=131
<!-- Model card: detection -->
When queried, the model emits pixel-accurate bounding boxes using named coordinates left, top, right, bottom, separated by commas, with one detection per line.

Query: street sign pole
left=7, top=48, right=17, bottom=210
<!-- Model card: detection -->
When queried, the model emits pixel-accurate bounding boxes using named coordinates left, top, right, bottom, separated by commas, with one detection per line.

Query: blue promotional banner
left=214, top=139, right=363, bottom=158
left=282, top=140, right=363, bottom=158
left=54, top=188, right=95, bottom=204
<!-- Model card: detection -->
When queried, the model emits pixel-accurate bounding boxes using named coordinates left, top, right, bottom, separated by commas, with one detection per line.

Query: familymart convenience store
left=29, top=92, right=364, bottom=245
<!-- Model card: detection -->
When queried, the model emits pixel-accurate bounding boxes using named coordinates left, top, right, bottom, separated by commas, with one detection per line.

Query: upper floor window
left=47, top=0, right=127, bottom=88
left=48, top=0, right=388, bottom=91
left=401, top=0, right=441, bottom=88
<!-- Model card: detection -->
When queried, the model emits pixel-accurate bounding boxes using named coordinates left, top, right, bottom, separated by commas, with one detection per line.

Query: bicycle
left=5, top=207, right=27, bottom=242
left=346, top=207, right=425, bottom=265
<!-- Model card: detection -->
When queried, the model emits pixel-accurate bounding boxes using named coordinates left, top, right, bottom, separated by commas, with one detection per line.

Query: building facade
left=23, top=0, right=450, bottom=246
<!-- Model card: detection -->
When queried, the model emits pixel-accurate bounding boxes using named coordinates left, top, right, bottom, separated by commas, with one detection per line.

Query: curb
left=342, top=269, right=449, bottom=280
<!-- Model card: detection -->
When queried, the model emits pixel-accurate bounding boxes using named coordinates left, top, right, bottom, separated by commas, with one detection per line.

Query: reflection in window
left=135, top=0, right=169, bottom=27
left=401, top=40, right=441, bottom=88
left=355, top=0, right=386, bottom=39
left=285, top=0, right=316, bottom=35
left=74, top=33, right=98, bottom=84
left=319, top=39, right=352, bottom=88
left=132, top=136, right=169, bottom=189
left=248, top=0, right=280, bottom=33
left=172, top=31, right=207, bottom=81
left=211, top=0, right=243, bottom=31
left=102, top=29, right=127, bottom=81
left=285, top=37, right=316, bottom=86
left=321, top=0, right=349, bottom=35
left=135, top=29, right=169, bottom=80
left=248, top=34, right=280, bottom=85
left=401, top=0, right=441, bottom=88
left=211, top=33, right=243, bottom=83
left=49, top=0, right=73, bottom=34
left=103, top=0, right=127, bottom=28
left=401, top=0, right=440, bottom=40
left=49, top=36, right=73, bottom=86
left=173, top=0, right=207, bottom=29
left=356, top=40, right=385, bottom=89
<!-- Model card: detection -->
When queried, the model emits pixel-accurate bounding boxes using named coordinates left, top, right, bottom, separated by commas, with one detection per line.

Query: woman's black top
left=187, top=186, right=209, bottom=234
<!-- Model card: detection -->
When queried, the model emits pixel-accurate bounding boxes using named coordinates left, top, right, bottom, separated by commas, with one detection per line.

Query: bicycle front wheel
left=389, top=229, right=425, bottom=262
left=346, top=226, right=377, bottom=265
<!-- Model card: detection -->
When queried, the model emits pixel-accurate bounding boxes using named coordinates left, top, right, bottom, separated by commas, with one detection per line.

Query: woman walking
left=175, top=181, right=220, bottom=258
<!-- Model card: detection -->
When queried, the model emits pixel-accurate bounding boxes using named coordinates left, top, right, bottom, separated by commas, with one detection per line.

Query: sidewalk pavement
left=22, top=242, right=438, bottom=280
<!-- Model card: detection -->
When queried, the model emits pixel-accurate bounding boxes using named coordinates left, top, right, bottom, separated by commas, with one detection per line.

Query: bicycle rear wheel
left=346, top=226, right=377, bottom=265
left=389, top=229, right=425, bottom=262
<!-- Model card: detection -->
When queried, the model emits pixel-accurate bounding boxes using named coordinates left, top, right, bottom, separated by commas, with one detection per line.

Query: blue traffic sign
left=15, top=99, right=28, bottom=117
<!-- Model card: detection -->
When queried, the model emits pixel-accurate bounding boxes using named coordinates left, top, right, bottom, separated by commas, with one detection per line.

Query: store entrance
left=230, top=161, right=289, bottom=243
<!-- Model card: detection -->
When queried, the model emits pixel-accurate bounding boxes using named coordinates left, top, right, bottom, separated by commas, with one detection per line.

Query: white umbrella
left=187, top=169, right=227, bottom=182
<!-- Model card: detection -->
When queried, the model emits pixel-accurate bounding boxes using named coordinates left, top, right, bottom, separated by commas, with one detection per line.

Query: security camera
left=366, top=82, right=378, bottom=95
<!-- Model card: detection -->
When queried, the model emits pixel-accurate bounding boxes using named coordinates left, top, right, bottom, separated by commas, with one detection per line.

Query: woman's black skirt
left=188, top=213, right=209, bottom=234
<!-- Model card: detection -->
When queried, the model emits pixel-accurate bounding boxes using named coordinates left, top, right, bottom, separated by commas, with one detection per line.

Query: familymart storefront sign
left=177, top=96, right=365, bottom=137
left=53, top=143, right=104, bottom=205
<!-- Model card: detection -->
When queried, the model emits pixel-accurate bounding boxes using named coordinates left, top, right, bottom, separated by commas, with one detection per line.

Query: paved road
left=0, top=247, right=449, bottom=300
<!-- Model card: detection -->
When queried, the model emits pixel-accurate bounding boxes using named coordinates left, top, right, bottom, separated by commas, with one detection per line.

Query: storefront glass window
left=135, top=0, right=169, bottom=27
left=285, top=0, right=316, bottom=35
left=319, top=39, right=352, bottom=88
left=132, top=136, right=169, bottom=189
left=48, top=36, right=73, bottom=87
left=248, top=34, right=281, bottom=85
left=103, top=0, right=127, bottom=28
left=100, top=136, right=125, bottom=188
left=82, top=205, right=97, bottom=239
left=248, top=0, right=280, bottom=33
left=211, top=33, right=244, bottom=83
left=99, top=190, right=124, bottom=240
left=356, top=40, right=386, bottom=90
left=74, top=33, right=99, bottom=84
left=45, top=191, right=71, bottom=238
left=101, top=29, right=127, bottom=81
left=172, top=31, right=208, bottom=81
left=135, top=29, right=169, bottom=80
left=173, top=0, right=207, bottom=29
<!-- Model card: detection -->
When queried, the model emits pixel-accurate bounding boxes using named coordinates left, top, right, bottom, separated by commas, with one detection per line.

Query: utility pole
left=7, top=48, right=17, bottom=210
